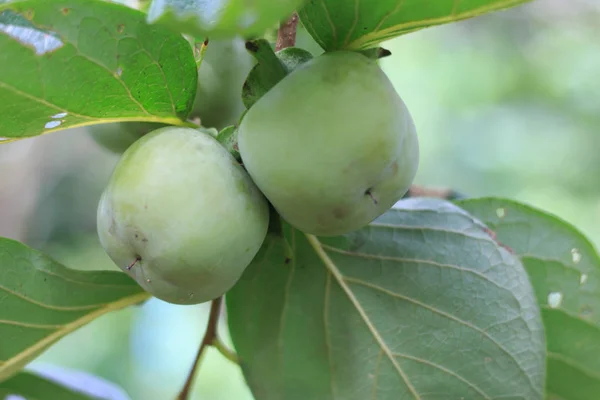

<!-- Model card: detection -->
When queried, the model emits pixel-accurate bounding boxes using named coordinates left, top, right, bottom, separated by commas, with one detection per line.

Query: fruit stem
left=194, top=38, right=209, bottom=70
left=403, top=185, right=467, bottom=201
left=275, top=12, right=299, bottom=51
left=176, top=297, right=223, bottom=400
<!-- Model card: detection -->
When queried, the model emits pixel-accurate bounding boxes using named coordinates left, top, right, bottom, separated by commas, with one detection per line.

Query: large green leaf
left=0, top=0, right=197, bottom=140
left=227, top=198, right=546, bottom=400
left=146, top=0, right=303, bottom=39
left=0, top=371, right=95, bottom=399
left=298, top=0, right=534, bottom=51
left=0, top=238, right=149, bottom=381
left=459, top=198, right=600, bottom=400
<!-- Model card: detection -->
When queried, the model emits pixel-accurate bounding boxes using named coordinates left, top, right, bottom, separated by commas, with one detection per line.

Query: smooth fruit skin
left=237, top=51, right=419, bottom=236
left=97, top=127, right=269, bottom=305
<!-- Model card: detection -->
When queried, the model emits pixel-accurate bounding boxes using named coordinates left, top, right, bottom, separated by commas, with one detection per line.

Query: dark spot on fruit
left=365, top=189, right=378, bottom=205
left=332, top=206, right=349, bottom=219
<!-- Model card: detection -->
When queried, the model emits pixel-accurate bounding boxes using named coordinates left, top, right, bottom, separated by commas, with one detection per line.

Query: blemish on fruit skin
left=332, top=206, right=350, bottom=219
left=547, top=292, right=563, bottom=308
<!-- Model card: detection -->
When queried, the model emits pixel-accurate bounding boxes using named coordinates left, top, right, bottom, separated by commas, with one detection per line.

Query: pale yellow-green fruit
left=238, top=51, right=419, bottom=236
left=97, top=126, right=269, bottom=305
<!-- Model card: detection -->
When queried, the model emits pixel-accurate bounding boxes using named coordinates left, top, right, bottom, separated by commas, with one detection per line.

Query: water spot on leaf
left=44, top=120, right=61, bottom=129
left=547, top=292, right=563, bottom=308
left=495, top=208, right=506, bottom=218
left=580, top=273, right=588, bottom=285
left=0, top=11, right=64, bottom=55
left=116, top=66, right=123, bottom=77
left=571, top=248, right=582, bottom=264
left=51, top=112, right=67, bottom=119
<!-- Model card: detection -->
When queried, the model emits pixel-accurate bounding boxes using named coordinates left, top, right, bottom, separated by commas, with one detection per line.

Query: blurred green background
left=1, top=0, right=599, bottom=398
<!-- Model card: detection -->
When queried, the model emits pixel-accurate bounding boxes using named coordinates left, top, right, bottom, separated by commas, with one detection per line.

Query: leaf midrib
left=0, top=291, right=150, bottom=380
left=305, top=233, right=421, bottom=400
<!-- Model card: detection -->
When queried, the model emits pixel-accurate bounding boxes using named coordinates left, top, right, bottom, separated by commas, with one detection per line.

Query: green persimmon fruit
left=191, top=38, right=254, bottom=130
left=237, top=51, right=419, bottom=236
left=88, top=122, right=166, bottom=154
left=97, top=126, right=269, bottom=305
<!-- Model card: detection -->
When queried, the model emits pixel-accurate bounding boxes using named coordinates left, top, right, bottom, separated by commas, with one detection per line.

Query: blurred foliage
left=0, top=0, right=598, bottom=398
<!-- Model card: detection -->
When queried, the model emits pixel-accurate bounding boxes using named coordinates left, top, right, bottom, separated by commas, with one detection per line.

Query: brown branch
left=275, top=12, right=299, bottom=51
left=404, top=184, right=466, bottom=201
left=176, top=297, right=223, bottom=400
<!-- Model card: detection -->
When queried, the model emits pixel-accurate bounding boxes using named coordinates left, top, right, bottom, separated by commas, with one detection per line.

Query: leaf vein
left=392, top=352, right=491, bottom=399
left=306, top=234, right=421, bottom=399
left=345, top=276, right=538, bottom=394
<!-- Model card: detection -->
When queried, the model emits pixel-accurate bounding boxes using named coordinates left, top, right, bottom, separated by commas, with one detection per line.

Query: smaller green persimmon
left=97, top=126, right=269, bottom=304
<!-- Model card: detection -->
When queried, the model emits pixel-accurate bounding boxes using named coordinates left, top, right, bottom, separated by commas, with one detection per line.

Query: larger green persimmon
left=97, top=127, right=269, bottom=305
left=237, top=51, right=419, bottom=236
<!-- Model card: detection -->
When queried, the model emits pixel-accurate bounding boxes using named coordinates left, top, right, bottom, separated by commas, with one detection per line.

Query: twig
left=176, top=297, right=223, bottom=400
left=212, top=337, right=240, bottom=364
left=404, top=185, right=466, bottom=201
left=275, top=12, right=299, bottom=51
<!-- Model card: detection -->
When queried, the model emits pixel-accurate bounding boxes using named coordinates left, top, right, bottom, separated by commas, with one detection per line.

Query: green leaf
left=0, top=371, right=95, bottom=399
left=146, top=0, right=303, bottom=39
left=242, top=40, right=313, bottom=109
left=458, top=198, right=600, bottom=400
left=0, top=237, right=149, bottom=381
left=0, top=0, right=198, bottom=140
left=227, top=198, right=546, bottom=400
left=298, top=0, right=534, bottom=51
